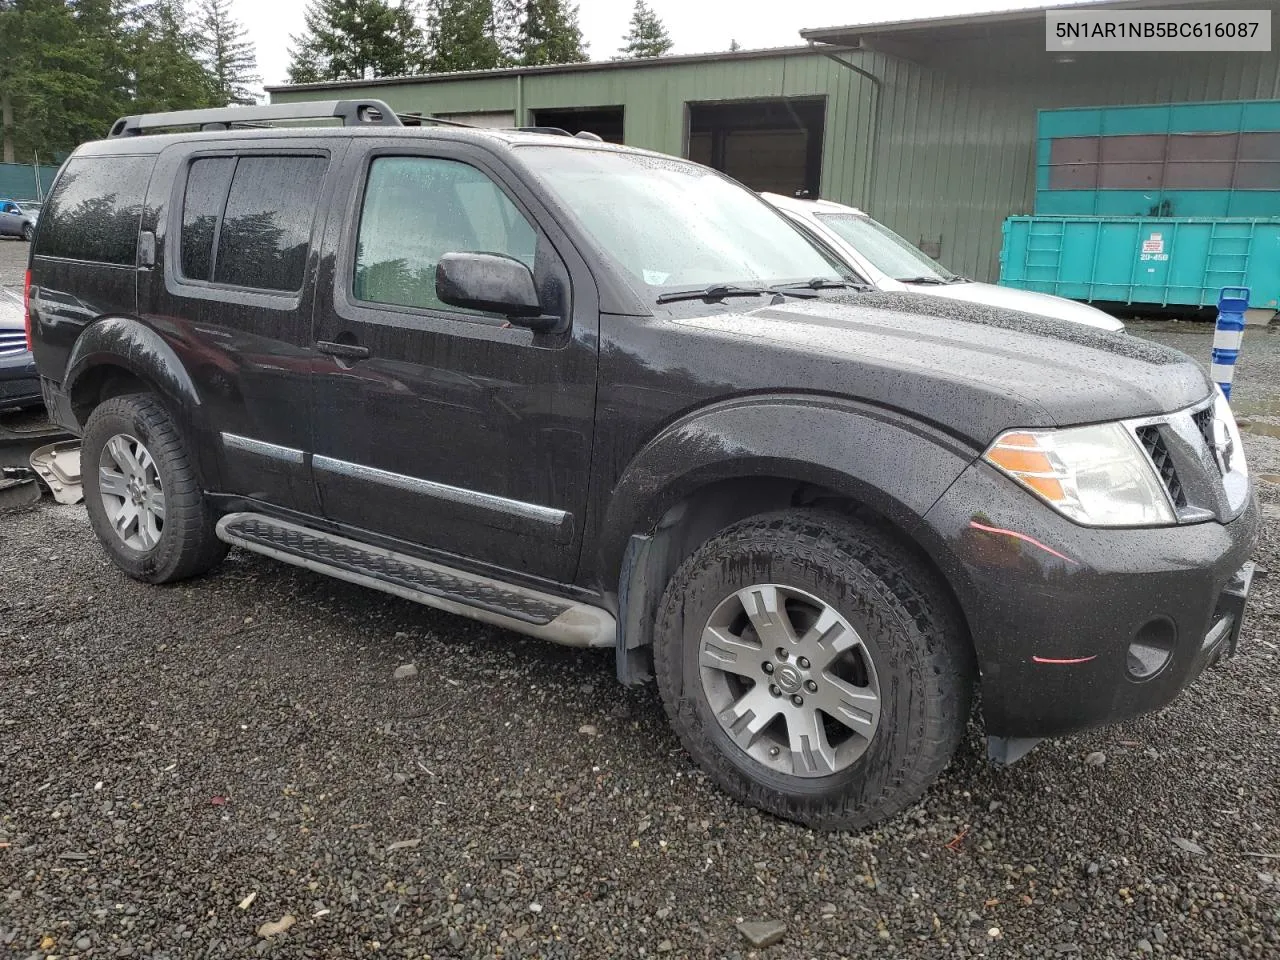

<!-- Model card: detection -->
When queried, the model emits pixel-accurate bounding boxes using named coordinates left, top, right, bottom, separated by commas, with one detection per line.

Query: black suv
left=27, top=100, right=1258, bottom=830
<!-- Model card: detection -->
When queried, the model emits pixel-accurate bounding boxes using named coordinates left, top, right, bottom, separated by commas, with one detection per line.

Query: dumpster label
left=1142, top=233, right=1164, bottom=254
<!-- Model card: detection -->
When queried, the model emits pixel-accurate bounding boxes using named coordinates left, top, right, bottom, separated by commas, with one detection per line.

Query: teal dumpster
left=1000, top=216, right=1280, bottom=310
left=1036, top=99, right=1280, bottom=219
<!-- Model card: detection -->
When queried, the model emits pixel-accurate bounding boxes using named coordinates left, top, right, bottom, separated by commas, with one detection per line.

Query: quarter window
left=35, top=155, right=154, bottom=265
left=353, top=156, right=537, bottom=314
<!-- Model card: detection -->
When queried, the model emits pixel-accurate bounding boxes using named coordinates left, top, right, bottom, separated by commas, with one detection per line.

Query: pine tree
left=518, top=0, right=586, bottom=66
left=427, top=0, right=502, bottom=73
left=129, top=0, right=218, bottom=113
left=489, top=0, right=522, bottom=65
left=616, top=0, right=671, bottom=59
left=195, top=0, right=260, bottom=105
left=288, top=0, right=425, bottom=84
left=1, top=0, right=135, bottom=160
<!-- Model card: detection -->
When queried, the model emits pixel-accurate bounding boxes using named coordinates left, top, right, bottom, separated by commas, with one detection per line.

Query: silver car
left=764, top=192, right=1123, bottom=332
left=0, top=199, right=38, bottom=242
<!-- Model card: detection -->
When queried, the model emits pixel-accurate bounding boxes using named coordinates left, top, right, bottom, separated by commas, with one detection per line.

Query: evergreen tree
left=195, top=0, right=260, bottom=105
left=518, top=0, right=585, bottom=66
left=0, top=0, right=227, bottom=161
left=616, top=0, right=671, bottom=59
left=288, top=0, right=425, bottom=83
left=0, top=0, right=132, bottom=160
left=489, top=0, right=522, bottom=65
left=427, top=0, right=502, bottom=73
left=129, top=0, right=218, bottom=113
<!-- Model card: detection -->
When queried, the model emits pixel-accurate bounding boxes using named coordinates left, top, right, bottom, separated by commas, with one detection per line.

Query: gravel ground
left=2, top=244, right=1279, bottom=959
left=0, top=237, right=26, bottom=295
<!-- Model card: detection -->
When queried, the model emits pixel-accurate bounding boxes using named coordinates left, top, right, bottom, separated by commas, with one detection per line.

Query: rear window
left=35, top=155, right=154, bottom=265
left=177, top=154, right=327, bottom=292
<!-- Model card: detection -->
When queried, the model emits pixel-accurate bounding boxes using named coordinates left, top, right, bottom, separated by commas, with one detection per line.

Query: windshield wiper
left=945, top=275, right=972, bottom=284
left=896, top=276, right=949, bottom=285
left=655, top=284, right=771, bottom=305
left=771, top=278, right=860, bottom=294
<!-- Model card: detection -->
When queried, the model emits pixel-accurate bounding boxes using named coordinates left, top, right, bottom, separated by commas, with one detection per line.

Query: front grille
left=1192, top=406, right=1219, bottom=474
left=0, top=330, right=27, bottom=357
left=1136, top=425, right=1186, bottom=507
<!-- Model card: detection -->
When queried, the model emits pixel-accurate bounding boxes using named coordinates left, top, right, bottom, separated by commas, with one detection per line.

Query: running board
left=215, top=512, right=615, bottom=648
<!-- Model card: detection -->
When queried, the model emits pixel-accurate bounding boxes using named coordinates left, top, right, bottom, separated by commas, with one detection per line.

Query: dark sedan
left=1, top=288, right=39, bottom=409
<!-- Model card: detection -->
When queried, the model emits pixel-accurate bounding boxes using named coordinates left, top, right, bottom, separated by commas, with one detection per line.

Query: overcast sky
left=236, top=0, right=1079, bottom=89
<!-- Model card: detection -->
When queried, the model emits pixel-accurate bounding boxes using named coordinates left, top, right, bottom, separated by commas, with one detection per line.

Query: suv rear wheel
left=82, top=393, right=227, bottom=583
left=654, top=509, right=972, bottom=830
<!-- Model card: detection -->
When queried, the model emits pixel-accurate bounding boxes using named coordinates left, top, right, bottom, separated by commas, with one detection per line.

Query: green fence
left=0, top=161, right=62, bottom=203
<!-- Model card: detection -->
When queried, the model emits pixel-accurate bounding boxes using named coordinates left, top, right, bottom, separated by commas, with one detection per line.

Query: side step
left=215, top=512, right=615, bottom=648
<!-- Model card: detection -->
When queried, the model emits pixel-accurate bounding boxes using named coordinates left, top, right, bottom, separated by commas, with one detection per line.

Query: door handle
left=316, top=340, right=371, bottom=361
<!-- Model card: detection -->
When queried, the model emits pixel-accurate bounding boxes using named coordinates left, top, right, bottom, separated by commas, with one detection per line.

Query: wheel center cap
left=775, top=663, right=802, bottom=694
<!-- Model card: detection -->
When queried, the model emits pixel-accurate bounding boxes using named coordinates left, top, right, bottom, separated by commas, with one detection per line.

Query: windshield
left=518, top=146, right=844, bottom=297
left=816, top=212, right=956, bottom=282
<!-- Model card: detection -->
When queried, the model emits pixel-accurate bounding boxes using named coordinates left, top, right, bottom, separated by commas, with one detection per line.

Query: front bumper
left=0, top=351, right=41, bottom=410
left=923, top=460, right=1260, bottom=739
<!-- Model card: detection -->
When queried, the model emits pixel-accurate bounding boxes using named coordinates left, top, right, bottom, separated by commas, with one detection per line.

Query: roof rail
left=515, top=126, right=573, bottom=137
left=396, top=112, right=480, bottom=129
left=107, top=99, right=402, bottom=138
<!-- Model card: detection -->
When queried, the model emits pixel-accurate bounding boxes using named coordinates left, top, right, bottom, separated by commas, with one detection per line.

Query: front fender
left=594, top=394, right=980, bottom=587
left=64, top=316, right=203, bottom=427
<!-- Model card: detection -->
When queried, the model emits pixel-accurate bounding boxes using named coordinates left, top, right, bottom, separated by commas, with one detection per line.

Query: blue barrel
left=1212, top=286, right=1249, bottom=400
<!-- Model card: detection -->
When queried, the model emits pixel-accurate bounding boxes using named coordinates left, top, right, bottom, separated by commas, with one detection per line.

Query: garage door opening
left=686, top=97, right=825, bottom=197
left=531, top=106, right=625, bottom=143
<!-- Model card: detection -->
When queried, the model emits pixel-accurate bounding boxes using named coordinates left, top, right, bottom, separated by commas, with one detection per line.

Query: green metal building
left=268, top=1, right=1280, bottom=283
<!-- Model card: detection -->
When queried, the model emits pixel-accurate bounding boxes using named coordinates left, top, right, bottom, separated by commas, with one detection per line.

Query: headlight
left=984, top=423, right=1176, bottom=527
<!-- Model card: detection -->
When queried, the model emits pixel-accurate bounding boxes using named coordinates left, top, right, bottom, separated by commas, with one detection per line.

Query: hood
left=912, top=280, right=1124, bottom=331
left=673, top=291, right=1209, bottom=444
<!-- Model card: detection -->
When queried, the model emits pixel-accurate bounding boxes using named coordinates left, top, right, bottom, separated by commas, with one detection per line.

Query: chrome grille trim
left=0, top=331, right=27, bottom=357
left=1123, top=393, right=1248, bottom=524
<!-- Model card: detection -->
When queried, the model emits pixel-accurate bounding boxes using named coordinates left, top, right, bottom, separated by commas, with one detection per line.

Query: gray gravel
left=2, top=244, right=1279, bottom=958
left=0, top=236, right=26, bottom=294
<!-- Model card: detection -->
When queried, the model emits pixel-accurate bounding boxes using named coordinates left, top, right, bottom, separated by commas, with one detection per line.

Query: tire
left=82, top=392, right=228, bottom=583
left=653, top=509, right=973, bottom=831
left=21, top=223, right=34, bottom=242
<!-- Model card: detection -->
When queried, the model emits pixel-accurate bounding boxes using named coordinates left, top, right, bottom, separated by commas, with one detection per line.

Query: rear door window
left=177, top=154, right=328, bottom=292
left=179, top=157, right=234, bottom=281
left=35, top=155, right=154, bottom=264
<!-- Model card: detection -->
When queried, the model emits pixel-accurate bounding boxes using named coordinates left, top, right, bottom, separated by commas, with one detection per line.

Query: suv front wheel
left=82, top=393, right=227, bottom=583
left=654, top=509, right=973, bottom=830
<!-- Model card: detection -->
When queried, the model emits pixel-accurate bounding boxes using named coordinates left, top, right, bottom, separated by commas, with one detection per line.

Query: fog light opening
left=1128, top=618, right=1176, bottom=680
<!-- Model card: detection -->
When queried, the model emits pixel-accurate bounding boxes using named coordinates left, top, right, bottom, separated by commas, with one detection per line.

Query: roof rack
left=515, top=126, right=574, bottom=137
left=107, top=99, right=402, bottom=138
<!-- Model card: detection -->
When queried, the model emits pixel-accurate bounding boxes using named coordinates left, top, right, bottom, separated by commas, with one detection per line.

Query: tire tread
left=83, top=393, right=226, bottom=583
left=653, top=508, right=973, bottom=831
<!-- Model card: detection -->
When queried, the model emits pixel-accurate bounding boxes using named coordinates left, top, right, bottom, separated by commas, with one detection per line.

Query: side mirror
left=436, top=252, right=552, bottom=328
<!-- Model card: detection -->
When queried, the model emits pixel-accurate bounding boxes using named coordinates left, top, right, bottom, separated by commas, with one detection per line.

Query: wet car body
left=26, top=110, right=1259, bottom=825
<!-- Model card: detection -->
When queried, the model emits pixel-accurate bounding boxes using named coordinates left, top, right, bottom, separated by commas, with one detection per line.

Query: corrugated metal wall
left=273, top=47, right=1280, bottom=282
left=861, top=49, right=1280, bottom=281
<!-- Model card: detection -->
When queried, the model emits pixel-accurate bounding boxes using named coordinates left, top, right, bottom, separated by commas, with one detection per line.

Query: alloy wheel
left=699, top=583, right=881, bottom=778
left=97, top=433, right=166, bottom=551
